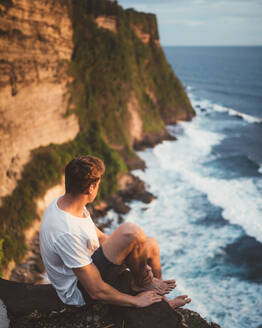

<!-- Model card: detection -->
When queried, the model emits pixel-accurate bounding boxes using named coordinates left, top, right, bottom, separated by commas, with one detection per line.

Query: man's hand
left=134, top=291, right=162, bottom=307
left=73, top=263, right=161, bottom=307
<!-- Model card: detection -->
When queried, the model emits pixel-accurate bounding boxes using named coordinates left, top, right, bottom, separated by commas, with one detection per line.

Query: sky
left=118, top=0, right=262, bottom=46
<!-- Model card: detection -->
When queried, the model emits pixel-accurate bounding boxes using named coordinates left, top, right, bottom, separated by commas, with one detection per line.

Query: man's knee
left=147, top=237, right=160, bottom=254
left=120, top=222, right=146, bottom=245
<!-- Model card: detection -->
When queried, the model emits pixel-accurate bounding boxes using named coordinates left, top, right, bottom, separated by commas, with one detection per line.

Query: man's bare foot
left=132, top=278, right=176, bottom=295
left=168, top=295, right=191, bottom=308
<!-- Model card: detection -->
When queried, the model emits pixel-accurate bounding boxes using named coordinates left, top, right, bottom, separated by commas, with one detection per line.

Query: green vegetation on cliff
left=0, top=125, right=125, bottom=268
left=0, top=0, right=194, bottom=273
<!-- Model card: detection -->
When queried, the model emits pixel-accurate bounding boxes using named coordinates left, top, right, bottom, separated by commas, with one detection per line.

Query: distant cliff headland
left=0, top=0, right=194, bottom=279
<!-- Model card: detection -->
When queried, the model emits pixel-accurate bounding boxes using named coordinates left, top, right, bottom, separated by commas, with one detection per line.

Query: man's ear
left=84, top=185, right=92, bottom=195
left=89, top=184, right=94, bottom=192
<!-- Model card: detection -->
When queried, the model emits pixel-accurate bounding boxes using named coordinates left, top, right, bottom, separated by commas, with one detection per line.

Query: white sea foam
left=189, top=96, right=213, bottom=110
left=259, top=164, right=262, bottom=174
left=213, top=104, right=262, bottom=124
left=182, top=173, right=262, bottom=243
left=0, top=299, right=9, bottom=328
left=181, top=122, right=224, bottom=156
left=157, top=119, right=262, bottom=243
left=189, top=93, right=262, bottom=125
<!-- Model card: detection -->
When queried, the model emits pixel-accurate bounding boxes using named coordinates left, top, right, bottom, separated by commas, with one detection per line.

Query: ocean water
left=104, top=47, right=262, bottom=328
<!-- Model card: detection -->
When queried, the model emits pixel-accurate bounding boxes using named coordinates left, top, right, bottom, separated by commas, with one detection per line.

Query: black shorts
left=77, top=246, right=125, bottom=304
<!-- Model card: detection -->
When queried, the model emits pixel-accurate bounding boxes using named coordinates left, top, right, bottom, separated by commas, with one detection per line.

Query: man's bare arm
left=95, top=226, right=108, bottom=245
left=73, top=263, right=162, bottom=307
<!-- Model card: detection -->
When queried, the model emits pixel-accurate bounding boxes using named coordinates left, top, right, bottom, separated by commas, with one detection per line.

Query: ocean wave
left=184, top=78, right=262, bottom=94
left=188, top=92, right=262, bottom=124
left=159, top=119, right=262, bottom=243
left=183, top=173, right=262, bottom=243
left=167, top=120, right=224, bottom=160
left=190, top=97, right=215, bottom=112
left=212, top=104, right=262, bottom=124
left=202, top=86, right=262, bottom=101
left=204, top=155, right=261, bottom=179
left=259, top=165, right=262, bottom=174
left=223, top=235, right=262, bottom=283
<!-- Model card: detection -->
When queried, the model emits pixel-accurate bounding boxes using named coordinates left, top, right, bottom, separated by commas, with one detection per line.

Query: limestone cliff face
left=95, top=15, right=117, bottom=33
left=0, top=1, right=194, bottom=200
left=132, top=25, right=160, bottom=47
left=0, top=0, right=79, bottom=199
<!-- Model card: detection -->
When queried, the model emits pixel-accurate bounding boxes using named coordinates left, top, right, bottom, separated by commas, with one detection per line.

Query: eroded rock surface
left=0, top=0, right=79, bottom=198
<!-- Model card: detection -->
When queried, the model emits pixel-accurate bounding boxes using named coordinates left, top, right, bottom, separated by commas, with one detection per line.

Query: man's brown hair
left=65, top=155, right=105, bottom=194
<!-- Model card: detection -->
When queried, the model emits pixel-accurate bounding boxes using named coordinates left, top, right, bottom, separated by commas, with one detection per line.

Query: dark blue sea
left=105, top=47, right=262, bottom=328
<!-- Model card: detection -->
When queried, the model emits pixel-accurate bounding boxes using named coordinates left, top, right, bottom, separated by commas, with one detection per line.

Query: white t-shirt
left=40, top=197, right=100, bottom=306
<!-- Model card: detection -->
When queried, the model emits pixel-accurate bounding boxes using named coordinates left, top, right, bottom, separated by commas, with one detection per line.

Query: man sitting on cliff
left=40, top=155, right=191, bottom=309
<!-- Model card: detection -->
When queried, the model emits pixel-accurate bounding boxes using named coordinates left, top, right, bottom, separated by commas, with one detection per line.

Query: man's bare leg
left=133, top=235, right=191, bottom=308
left=145, top=237, right=176, bottom=293
left=101, top=222, right=150, bottom=287
left=102, top=222, right=190, bottom=307
left=146, top=237, right=162, bottom=279
left=150, top=232, right=191, bottom=308
left=102, top=223, right=175, bottom=293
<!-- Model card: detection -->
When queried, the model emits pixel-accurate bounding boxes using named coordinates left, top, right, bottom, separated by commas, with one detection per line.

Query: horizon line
left=162, top=44, right=262, bottom=47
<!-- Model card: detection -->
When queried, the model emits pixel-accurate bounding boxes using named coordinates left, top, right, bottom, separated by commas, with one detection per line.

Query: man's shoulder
left=43, top=197, right=61, bottom=217
left=41, top=197, right=64, bottom=231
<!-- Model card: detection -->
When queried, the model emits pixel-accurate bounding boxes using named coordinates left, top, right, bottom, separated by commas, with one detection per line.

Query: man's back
left=40, top=197, right=99, bottom=306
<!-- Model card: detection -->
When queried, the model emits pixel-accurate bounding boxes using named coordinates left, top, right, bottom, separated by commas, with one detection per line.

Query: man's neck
left=57, top=193, right=90, bottom=218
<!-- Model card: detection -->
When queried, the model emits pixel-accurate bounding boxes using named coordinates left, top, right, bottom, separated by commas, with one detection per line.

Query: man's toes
left=165, top=281, right=176, bottom=289
left=165, top=279, right=176, bottom=285
left=179, top=295, right=191, bottom=304
left=168, top=295, right=192, bottom=308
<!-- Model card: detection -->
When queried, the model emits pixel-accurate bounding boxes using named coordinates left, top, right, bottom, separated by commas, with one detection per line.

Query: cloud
left=183, top=20, right=204, bottom=27
left=165, top=19, right=205, bottom=26
left=223, top=16, right=245, bottom=23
